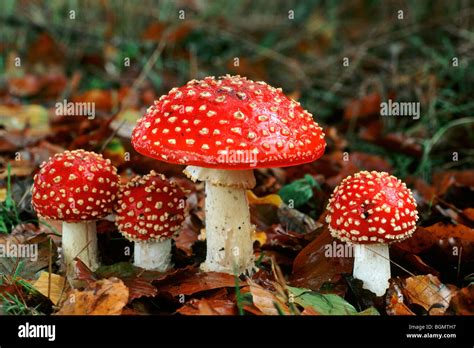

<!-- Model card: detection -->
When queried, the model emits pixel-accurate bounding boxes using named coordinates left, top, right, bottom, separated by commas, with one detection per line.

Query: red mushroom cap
left=325, top=171, right=418, bottom=244
left=132, top=75, right=326, bottom=169
left=115, top=171, right=186, bottom=242
left=32, top=150, right=119, bottom=222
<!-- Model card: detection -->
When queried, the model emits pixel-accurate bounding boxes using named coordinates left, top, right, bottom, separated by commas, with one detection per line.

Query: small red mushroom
left=115, top=171, right=186, bottom=271
left=326, top=171, right=419, bottom=296
left=32, top=150, right=119, bottom=277
left=132, top=75, right=326, bottom=274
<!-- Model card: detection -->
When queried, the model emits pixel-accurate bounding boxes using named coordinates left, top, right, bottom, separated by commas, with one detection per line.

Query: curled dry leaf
left=154, top=269, right=244, bottom=297
left=249, top=282, right=291, bottom=315
left=75, top=260, right=163, bottom=302
left=403, top=274, right=456, bottom=315
left=56, top=277, right=129, bottom=315
left=447, top=284, right=474, bottom=315
left=433, top=170, right=474, bottom=197
left=262, top=224, right=309, bottom=251
left=290, top=226, right=353, bottom=290
left=386, top=279, right=415, bottom=315
left=425, top=222, right=474, bottom=242
left=174, top=215, right=200, bottom=256
left=177, top=298, right=237, bottom=315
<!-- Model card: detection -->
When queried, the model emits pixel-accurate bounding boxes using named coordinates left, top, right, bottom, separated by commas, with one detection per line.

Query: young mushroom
left=132, top=75, right=326, bottom=274
left=114, top=171, right=186, bottom=271
left=326, top=171, right=418, bottom=296
left=32, top=150, right=119, bottom=277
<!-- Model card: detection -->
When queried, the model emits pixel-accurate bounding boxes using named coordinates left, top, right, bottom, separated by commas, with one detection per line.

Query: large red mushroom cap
left=326, top=171, right=418, bottom=244
left=115, top=171, right=186, bottom=242
left=132, top=75, right=326, bottom=169
left=32, top=150, right=119, bottom=222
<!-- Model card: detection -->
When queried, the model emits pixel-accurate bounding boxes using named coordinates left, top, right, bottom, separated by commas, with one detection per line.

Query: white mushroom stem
left=134, top=239, right=172, bottom=272
left=62, top=221, right=99, bottom=278
left=353, top=243, right=391, bottom=296
left=184, top=166, right=256, bottom=275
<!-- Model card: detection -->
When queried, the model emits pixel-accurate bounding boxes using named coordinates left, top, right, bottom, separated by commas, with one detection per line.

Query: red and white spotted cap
left=325, top=171, right=419, bottom=244
left=132, top=75, right=326, bottom=169
left=32, top=150, right=119, bottom=222
left=115, top=171, right=186, bottom=242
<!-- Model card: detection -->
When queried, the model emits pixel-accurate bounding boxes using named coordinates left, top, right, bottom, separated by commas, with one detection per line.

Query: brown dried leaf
left=344, top=93, right=381, bottom=120
left=32, top=272, right=69, bottom=306
left=433, top=170, right=474, bottom=196
left=155, top=269, right=243, bottom=297
left=56, top=277, right=129, bottom=315
left=177, top=299, right=237, bottom=315
left=301, top=306, right=320, bottom=315
left=425, top=223, right=474, bottom=242
left=71, top=89, right=113, bottom=112
left=447, top=284, right=474, bottom=315
left=249, top=282, right=290, bottom=315
left=290, top=226, right=353, bottom=290
left=386, top=280, right=415, bottom=315
left=403, top=275, right=456, bottom=315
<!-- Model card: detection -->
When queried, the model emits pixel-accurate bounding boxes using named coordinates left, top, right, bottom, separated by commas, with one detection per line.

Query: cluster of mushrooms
left=31, top=75, right=419, bottom=297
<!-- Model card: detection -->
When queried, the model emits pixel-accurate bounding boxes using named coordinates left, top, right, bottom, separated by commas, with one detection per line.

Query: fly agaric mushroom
left=326, top=171, right=418, bottom=296
left=32, top=150, right=119, bottom=277
left=132, top=75, right=326, bottom=274
left=115, top=171, right=186, bottom=271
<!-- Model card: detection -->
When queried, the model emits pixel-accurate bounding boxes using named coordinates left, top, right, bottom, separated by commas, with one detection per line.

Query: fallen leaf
left=249, top=282, right=291, bottom=315
left=425, top=222, right=474, bottom=242
left=247, top=191, right=282, bottom=207
left=262, top=224, right=308, bottom=251
left=71, top=89, right=113, bottom=112
left=26, top=32, right=64, bottom=66
left=154, top=268, right=243, bottom=297
left=78, top=261, right=160, bottom=302
left=177, top=299, right=237, bottom=315
left=344, top=93, right=381, bottom=120
left=403, top=274, right=456, bottom=315
left=174, top=215, right=200, bottom=256
left=278, top=174, right=317, bottom=208
left=277, top=204, right=321, bottom=235
left=0, top=104, right=50, bottom=135
left=287, top=285, right=358, bottom=315
left=433, top=170, right=474, bottom=196
left=0, top=228, right=57, bottom=280
left=32, top=272, right=68, bottom=305
left=386, top=279, right=415, bottom=315
left=463, top=208, right=474, bottom=222
left=110, top=108, right=142, bottom=138
left=301, top=306, right=320, bottom=315
left=447, top=284, right=474, bottom=315
left=7, top=75, right=42, bottom=97
left=357, top=307, right=380, bottom=315
left=56, top=277, right=129, bottom=315
left=290, top=226, right=353, bottom=290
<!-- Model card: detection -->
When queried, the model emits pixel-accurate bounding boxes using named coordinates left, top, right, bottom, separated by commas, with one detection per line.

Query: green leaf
left=357, top=307, right=380, bottom=315
left=105, top=138, right=125, bottom=154
left=287, top=285, right=357, bottom=315
left=278, top=174, right=318, bottom=208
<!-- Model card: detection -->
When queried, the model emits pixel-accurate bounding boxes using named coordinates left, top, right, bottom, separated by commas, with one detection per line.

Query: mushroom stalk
left=353, top=243, right=390, bottom=296
left=134, top=239, right=172, bottom=272
left=62, top=221, right=99, bottom=276
left=184, top=166, right=256, bottom=274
